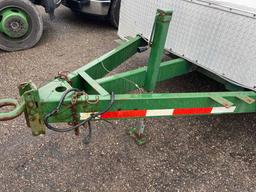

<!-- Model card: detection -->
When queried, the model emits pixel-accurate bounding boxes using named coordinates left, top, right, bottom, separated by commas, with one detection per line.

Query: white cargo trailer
left=118, top=0, right=256, bottom=91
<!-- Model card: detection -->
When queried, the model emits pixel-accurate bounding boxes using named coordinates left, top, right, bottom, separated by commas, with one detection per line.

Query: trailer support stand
left=128, top=118, right=147, bottom=145
left=144, top=10, right=172, bottom=92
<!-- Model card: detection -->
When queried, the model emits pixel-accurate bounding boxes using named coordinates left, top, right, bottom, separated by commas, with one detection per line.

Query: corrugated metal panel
left=118, top=0, right=256, bottom=91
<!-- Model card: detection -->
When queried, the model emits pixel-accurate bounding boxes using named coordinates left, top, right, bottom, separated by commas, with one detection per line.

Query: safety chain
left=70, top=92, right=83, bottom=135
left=71, top=91, right=100, bottom=105
left=56, top=71, right=72, bottom=85
left=71, top=91, right=85, bottom=105
left=70, top=91, right=98, bottom=136
left=44, top=88, right=115, bottom=144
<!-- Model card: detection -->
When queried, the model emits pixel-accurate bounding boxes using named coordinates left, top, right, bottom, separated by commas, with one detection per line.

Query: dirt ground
left=0, top=6, right=256, bottom=192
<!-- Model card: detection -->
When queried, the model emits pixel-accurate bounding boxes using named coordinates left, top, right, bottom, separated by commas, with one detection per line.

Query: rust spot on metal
left=56, top=71, right=72, bottom=85
left=120, top=98, right=129, bottom=100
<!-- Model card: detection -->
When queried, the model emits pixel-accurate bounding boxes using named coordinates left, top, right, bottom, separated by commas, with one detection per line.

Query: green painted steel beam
left=68, top=36, right=146, bottom=89
left=95, top=58, right=192, bottom=94
left=78, top=71, right=109, bottom=95
left=144, top=10, right=172, bottom=92
left=37, top=91, right=256, bottom=123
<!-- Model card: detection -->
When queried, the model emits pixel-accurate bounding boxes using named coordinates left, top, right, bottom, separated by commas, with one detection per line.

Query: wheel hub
left=0, top=8, right=29, bottom=39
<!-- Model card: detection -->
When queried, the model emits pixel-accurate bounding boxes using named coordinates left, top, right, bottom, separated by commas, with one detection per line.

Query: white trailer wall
left=118, top=0, right=256, bottom=91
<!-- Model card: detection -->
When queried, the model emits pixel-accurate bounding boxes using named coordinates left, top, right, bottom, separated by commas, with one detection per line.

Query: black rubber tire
left=0, top=0, right=43, bottom=52
left=108, top=0, right=121, bottom=28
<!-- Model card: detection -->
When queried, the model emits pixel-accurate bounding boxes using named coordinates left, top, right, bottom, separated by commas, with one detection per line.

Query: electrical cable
left=43, top=89, right=115, bottom=133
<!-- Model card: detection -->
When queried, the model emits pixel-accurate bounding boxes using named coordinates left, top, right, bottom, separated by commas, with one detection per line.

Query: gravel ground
left=0, top=6, right=256, bottom=192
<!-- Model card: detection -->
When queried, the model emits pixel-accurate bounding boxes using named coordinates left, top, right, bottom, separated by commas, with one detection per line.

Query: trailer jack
left=0, top=10, right=255, bottom=144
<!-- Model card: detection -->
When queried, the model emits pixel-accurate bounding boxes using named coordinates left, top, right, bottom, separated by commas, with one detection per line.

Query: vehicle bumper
left=62, top=0, right=111, bottom=16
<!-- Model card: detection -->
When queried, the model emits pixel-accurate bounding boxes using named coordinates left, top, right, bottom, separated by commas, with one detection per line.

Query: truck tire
left=0, top=0, right=43, bottom=52
left=108, top=0, right=121, bottom=28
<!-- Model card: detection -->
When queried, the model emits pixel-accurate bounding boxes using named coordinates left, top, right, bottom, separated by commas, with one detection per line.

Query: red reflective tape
left=173, top=107, right=213, bottom=115
left=101, top=110, right=147, bottom=119
left=100, top=107, right=214, bottom=119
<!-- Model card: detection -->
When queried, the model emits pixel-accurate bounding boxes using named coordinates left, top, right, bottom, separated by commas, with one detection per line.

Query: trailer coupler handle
left=0, top=98, right=25, bottom=121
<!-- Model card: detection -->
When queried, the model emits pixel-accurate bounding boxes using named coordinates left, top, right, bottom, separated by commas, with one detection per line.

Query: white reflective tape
left=80, top=113, right=91, bottom=120
left=80, top=112, right=101, bottom=120
left=146, top=109, right=174, bottom=117
left=211, top=106, right=236, bottom=114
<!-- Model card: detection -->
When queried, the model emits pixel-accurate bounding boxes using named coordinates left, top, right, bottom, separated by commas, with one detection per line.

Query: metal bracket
left=19, top=82, right=45, bottom=136
left=237, top=96, right=255, bottom=104
left=210, top=96, right=234, bottom=108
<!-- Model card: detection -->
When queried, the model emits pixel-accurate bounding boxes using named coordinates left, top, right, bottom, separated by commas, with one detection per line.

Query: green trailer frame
left=0, top=10, right=255, bottom=143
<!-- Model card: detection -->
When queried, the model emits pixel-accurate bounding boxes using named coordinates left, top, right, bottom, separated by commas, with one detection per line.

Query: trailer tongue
left=0, top=10, right=255, bottom=144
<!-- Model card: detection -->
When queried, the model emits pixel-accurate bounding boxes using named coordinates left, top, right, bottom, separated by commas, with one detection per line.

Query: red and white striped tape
left=80, top=106, right=236, bottom=120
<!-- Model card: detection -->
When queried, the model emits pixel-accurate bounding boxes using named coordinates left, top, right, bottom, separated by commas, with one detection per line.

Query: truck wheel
left=0, top=0, right=43, bottom=52
left=108, top=0, right=121, bottom=28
